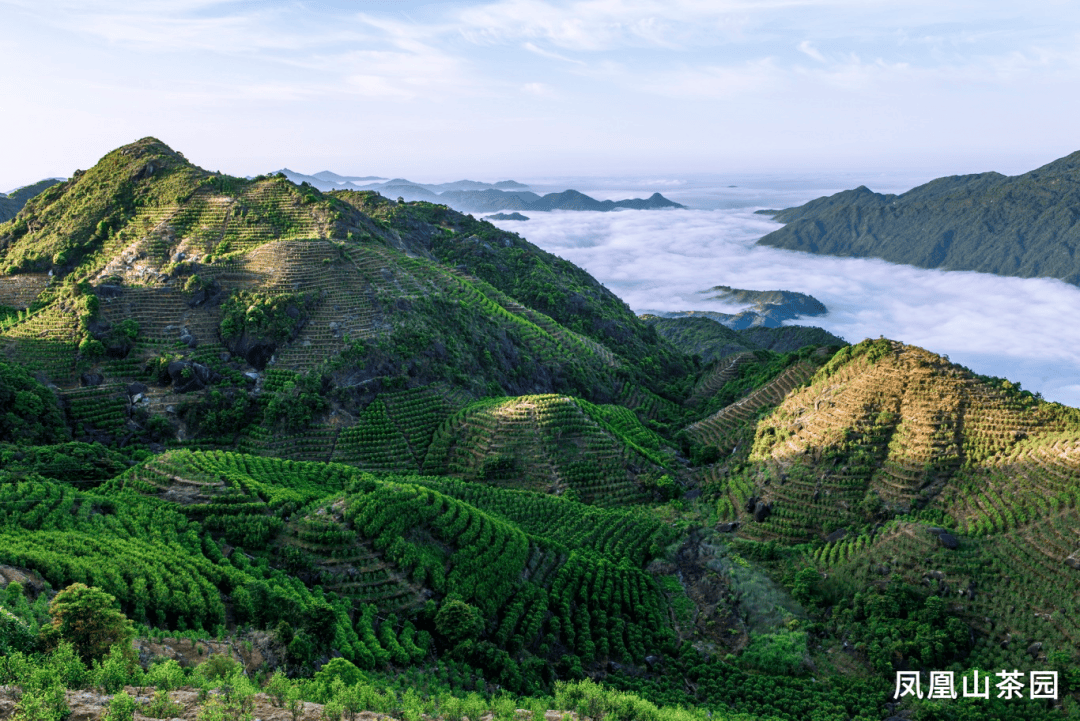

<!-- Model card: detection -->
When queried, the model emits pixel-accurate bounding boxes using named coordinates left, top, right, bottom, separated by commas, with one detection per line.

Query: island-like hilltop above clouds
left=273, top=168, right=684, bottom=214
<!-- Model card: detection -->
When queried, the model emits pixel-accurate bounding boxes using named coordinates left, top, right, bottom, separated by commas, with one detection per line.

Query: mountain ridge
left=274, top=168, right=684, bottom=213
left=756, top=149, right=1080, bottom=284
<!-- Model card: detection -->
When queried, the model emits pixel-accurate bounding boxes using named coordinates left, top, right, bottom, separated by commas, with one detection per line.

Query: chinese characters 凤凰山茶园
left=894, top=670, right=1057, bottom=701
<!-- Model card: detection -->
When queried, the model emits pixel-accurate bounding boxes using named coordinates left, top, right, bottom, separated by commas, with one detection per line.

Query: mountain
left=4, top=137, right=1080, bottom=721
left=757, top=150, right=1080, bottom=284
left=0, top=178, right=65, bottom=223
left=374, top=180, right=441, bottom=200
left=528, top=190, right=683, bottom=212
left=272, top=168, right=386, bottom=186
left=311, top=170, right=386, bottom=183
left=701, top=286, right=827, bottom=316
left=370, top=186, right=683, bottom=213
left=485, top=212, right=530, bottom=221
left=0, top=136, right=693, bottom=442
left=436, top=188, right=540, bottom=209
left=275, top=171, right=531, bottom=196
left=272, top=170, right=683, bottom=214
left=642, top=314, right=846, bottom=364
left=650, top=286, right=828, bottom=331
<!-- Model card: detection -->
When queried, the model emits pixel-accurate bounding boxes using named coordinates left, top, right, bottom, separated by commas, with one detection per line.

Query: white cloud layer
left=489, top=198, right=1080, bottom=407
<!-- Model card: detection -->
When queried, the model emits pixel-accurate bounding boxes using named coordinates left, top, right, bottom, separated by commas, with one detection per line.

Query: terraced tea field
left=423, top=394, right=669, bottom=505
left=686, top=361, right=817, bottom=454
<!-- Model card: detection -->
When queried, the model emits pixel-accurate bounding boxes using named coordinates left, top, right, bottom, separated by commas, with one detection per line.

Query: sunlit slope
left=692, top=339, right=1080, bottom=696
left=681, top=346, right=837, bottom=465
left=705, top=339, right=1078, bottom=543
left=422, top=394, right=679, bottom=505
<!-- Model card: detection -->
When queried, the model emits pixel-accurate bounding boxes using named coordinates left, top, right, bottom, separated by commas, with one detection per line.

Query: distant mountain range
left=0, top=178, right=64, bottom=223
left=272, top=168, right=683, bottom=213
left=756, top=149, right=1080, bottom=284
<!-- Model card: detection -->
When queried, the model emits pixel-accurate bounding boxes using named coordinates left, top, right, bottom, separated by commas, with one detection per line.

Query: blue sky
left=3, top=0, right=1080, bottom=188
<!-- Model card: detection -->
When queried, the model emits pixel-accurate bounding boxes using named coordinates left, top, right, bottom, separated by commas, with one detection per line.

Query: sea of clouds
left=487, top=175, right=1080, bottom=407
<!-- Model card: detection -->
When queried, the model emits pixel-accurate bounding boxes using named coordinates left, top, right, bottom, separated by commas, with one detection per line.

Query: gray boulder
left=167, top=361, right=219, bottom=393
left=80, top=372, right=104, bottom=387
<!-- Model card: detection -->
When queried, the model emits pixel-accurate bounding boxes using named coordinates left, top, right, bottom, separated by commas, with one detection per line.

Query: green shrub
left=93, top=644, right=139, bottom=694
left=739, top=630, right=810, bottom=676
left=195, top=697, right=228, bottom=721
left=314, top=658, right=365, bottom=691
left=146, top=659, right=186, bottom=691
left=194, top=653, right=240, bottom=682
left=103, top=690, right=137, bottom=721
left=265, top=671, right=293, bottom=708
left=78, top=338, right=105, bottom=359
left=145, top=690, right=184, bottom=719
left=0, top=606, right=38, bottom=654
left=219, top=290, right=314, bottom=343
left=12, top=691, right=52, bottom=721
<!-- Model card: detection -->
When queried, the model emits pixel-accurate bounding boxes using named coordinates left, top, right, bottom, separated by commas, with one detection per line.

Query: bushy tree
left=0, top=359, right=67, bottom=444
left=43, top=583, right=133, bottom=664
left=435, top=600, right=484, bottom=645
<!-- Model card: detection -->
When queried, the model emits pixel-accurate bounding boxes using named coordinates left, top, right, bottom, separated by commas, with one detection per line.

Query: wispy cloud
left=11, top=0, right=1080, bottom=104
left=521, top=81, right=558, bottom=96
left=523, top=41, right=587, bottom=64
left=797, top=40, right=825, bottom=62
left=455, top=0, right=760, bottom=51
left=15, top=0, right=307, bottom=53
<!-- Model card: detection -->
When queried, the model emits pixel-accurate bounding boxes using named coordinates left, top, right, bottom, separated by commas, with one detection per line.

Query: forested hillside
left=757, top=149, right=1080, bottom=284
left=1, top=139, right=1079, bottom=721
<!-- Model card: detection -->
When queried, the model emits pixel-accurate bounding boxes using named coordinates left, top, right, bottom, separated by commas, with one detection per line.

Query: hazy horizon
left=4, top=149, right=1060, bottom=209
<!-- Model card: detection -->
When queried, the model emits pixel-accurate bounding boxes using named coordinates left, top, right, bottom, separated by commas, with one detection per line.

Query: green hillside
left=0, top=138, right=693, bottom=463
left=0, top=178, right=64, bottom=224
left=642, top=314, right=846, bottom=364
left=421, top=394, right=677, bottom=504
left=2, top=139, right=1080, bottom=721
left=757, top=149, right=1080, bottom=283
